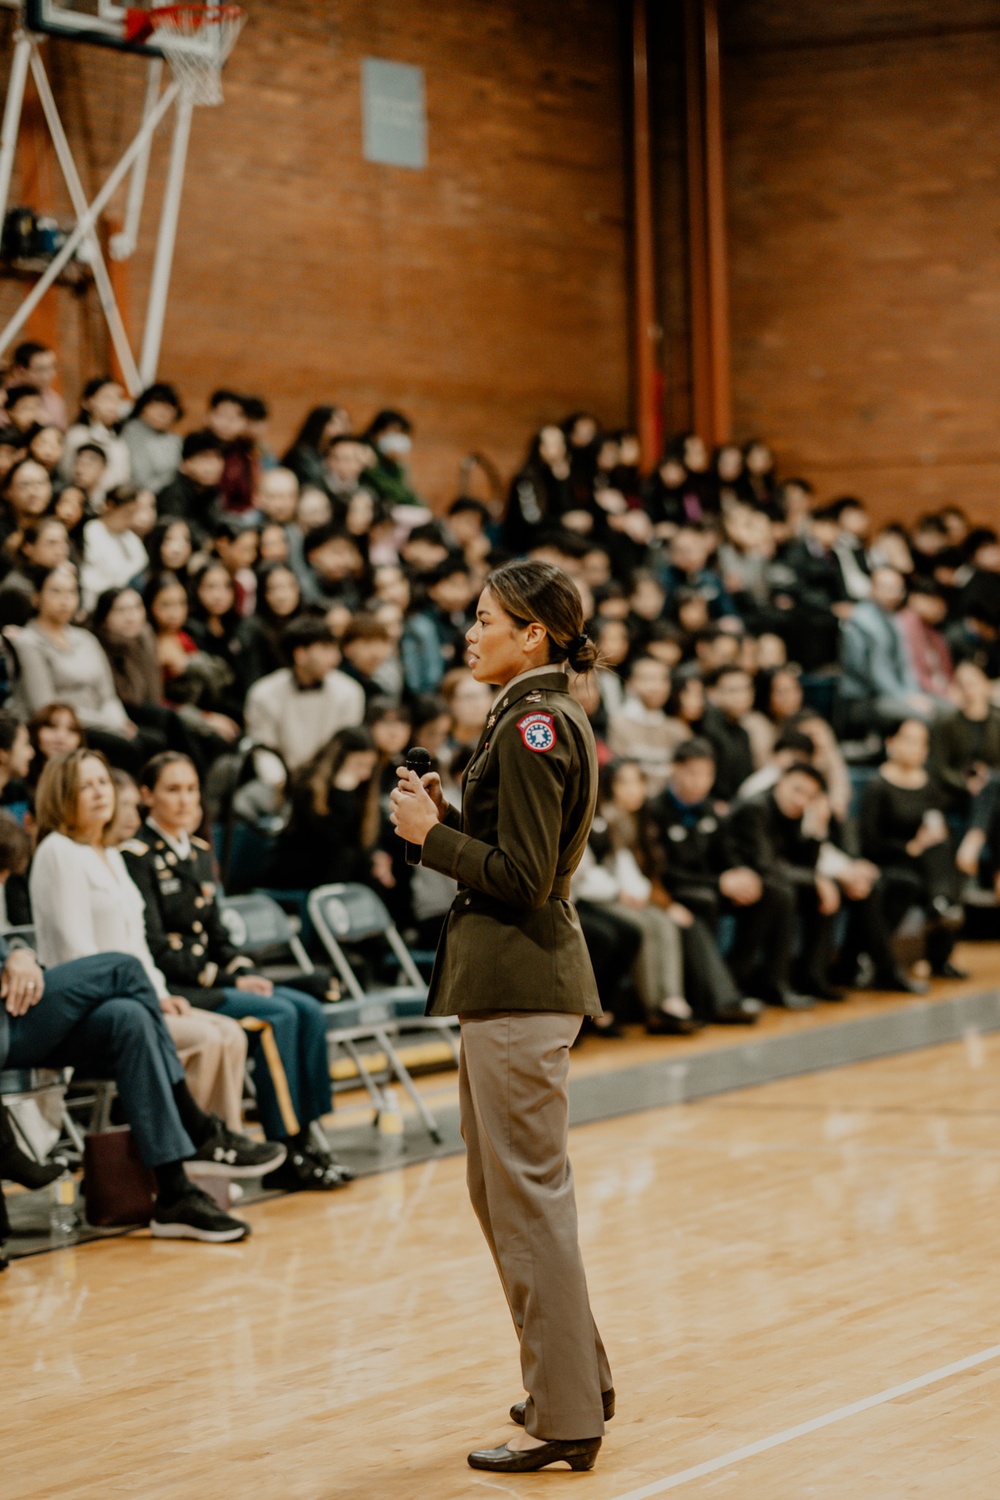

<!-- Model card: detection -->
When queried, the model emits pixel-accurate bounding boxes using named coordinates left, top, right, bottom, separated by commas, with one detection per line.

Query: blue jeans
left=5, top=953, right=193, bottom=1168
left=216, top=986, right=331, bottom=1140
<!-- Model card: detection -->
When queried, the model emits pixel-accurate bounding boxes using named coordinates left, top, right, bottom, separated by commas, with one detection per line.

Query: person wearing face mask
left=361, top=409, right=421, bottom=508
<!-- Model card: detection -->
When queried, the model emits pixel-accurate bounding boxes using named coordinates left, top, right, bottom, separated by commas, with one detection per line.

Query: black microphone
left=404, top=746, right=433, bottom=865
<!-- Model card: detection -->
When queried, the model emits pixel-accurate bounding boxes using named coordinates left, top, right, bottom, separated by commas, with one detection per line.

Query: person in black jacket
left=646, top=739, right=763, bottom=1024
left=859, top=717, right=965, bottom=981
left=702, top=664, right=756, bottom=802
left=156, top=430, right=224, bottom=539
left=503, top=426, right=575, bottom=553
left=122, top=752, right=352, bottom=1192
left=270, top=726, right=390, bottom=895
left=186, top=560, right=268, bottom=720
left=723, top=762, right=842, bottom=1007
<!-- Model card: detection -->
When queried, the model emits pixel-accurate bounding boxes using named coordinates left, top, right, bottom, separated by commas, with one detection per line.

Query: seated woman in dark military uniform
left=122, top=752, right=352, bottom=1192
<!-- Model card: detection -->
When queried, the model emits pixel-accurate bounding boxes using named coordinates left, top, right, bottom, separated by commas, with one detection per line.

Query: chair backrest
left=218, top=893, right=296, bottom=956
left=310, top=883, right=393, bottom=943
left=308, top=883, right=424, bottom=999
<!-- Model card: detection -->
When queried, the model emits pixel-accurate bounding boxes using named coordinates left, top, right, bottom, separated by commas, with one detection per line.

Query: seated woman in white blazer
left=30, top=749, right=248, bottom=1131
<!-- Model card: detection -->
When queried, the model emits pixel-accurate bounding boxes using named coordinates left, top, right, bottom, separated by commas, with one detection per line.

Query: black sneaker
left=151, top=1186, right=250, bottom=1243
left=308, top=1135, right=356, bottom=1183
left=263, top=1147, right=352, bottom=1193
left=188, top=1117, right=287, bottom=1179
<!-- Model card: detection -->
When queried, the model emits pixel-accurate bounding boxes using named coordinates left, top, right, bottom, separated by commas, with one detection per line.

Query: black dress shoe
left=511, top=1387, right=615, bottom=1426
left=646, top=1010, right=702, bottom=1036
left=713, top=997, right=763, bottom=1025
left=468, top=1438, right=601, bottom=1473
left=873, top=970, right=929, bottom=995
left=802, top=981, right=847, bottom=1003
left=933, top=960, right=969, bottom=980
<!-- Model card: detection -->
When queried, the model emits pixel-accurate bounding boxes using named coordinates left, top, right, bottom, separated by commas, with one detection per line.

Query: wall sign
left=362, top=59, right=427, bottom=169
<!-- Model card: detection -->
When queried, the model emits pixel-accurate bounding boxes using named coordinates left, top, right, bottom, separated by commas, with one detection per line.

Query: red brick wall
left=6, top=2, right=1000, bottom=527
left=1, top=0, right=630, bottom=506
left=723, top=1, right=1000, bottom=524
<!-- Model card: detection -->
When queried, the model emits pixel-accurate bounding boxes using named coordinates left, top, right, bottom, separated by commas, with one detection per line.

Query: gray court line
left=607, top=1343, right=1000, bottom=1499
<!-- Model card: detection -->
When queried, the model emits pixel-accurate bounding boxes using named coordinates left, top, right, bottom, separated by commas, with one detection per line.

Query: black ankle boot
left=0, top=1102, right=65, bottom=1191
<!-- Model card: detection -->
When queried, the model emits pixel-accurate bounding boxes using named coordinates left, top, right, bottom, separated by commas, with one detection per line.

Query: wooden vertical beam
left=630, top=0, right=660, bottom=469
left=701, top=0, right=731, bottom=442
left=684, top=0, right=712, bottom=443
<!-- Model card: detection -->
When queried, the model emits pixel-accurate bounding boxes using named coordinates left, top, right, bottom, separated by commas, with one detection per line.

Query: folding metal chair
left=0, top=1067, right=83, bottom=1159
left=217, top=892, right=315, bottom=981
left=307, top=883, right=460, bottom=1142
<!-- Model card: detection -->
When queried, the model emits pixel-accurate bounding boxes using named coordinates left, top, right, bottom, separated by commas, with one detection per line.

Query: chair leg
left=337, top=1037, right=385, bottom=1122
left=59, top=1106, right=86, bottom=1155
left=378, top=1029, right=442, bottom=1143
left=92, top=1081, right=117, bottom=1133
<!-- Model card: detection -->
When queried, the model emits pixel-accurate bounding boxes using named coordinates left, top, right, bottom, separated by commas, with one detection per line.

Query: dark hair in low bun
left=485, top=560, right=602, bottom=674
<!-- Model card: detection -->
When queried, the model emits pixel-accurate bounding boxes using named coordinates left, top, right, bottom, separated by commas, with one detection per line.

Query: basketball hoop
left=125, top=5, right=245, bottom=107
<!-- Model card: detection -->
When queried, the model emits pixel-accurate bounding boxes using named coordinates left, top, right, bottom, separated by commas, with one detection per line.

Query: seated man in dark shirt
left=702, top=664, right=756, bottom=803
left=723, top=761, right=841, bottom=1008
left=156, top=430, right=224, bottom=540
left=647, top=737, right=764, bottom=1024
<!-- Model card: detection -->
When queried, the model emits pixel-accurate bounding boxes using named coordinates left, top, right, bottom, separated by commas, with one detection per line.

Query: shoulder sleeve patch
left=517, top=711, right=557, bottom=753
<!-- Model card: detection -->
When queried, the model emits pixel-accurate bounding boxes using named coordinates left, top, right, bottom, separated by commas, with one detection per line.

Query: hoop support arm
left=0, top=76, right=179, bottom=363
left=113, top=56, right=165, bottom=261
left=138, top=87, right=192, bottom=385
left=28, top=44, right=142, bottom=393
left=0, top=33, right=32, bottom=232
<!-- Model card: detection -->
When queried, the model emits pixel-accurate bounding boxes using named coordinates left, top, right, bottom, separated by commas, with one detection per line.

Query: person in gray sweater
left=8, top=562, right=164, bottom=772
left=121, top=383, right=184, bottom=494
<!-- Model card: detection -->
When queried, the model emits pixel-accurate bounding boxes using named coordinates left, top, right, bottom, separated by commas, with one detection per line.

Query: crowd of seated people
left=0, top=340, right=998, bottom=1260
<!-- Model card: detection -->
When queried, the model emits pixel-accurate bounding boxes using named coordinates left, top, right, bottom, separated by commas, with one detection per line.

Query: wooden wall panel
left=723, top=2, right=1000, bottom=524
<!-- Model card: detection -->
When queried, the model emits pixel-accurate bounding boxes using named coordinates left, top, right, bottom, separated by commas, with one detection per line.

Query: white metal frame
left=0, top=3, right=233, bottom=391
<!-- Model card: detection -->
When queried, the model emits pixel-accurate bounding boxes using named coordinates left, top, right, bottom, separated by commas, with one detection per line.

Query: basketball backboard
left=17, top=1, right=212, bottom=58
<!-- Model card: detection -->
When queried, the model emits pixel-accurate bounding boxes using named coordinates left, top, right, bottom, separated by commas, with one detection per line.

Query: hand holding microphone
left=390, top=747, right=445, bottom=865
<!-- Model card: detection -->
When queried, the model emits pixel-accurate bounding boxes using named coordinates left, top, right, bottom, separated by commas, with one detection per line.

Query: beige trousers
left=459, top=1010, right=611, bottom=1441
left=610, top=902, right=685, bottom=1019
left=164, top=1012, right=247, bottom=1132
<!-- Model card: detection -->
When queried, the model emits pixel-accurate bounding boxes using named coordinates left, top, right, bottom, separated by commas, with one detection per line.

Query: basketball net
left=126, top=5, right=245, bottom=107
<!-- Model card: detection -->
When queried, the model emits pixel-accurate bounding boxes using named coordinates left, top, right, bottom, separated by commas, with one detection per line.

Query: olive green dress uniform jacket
left=420, top=668, right=602, bottom=1018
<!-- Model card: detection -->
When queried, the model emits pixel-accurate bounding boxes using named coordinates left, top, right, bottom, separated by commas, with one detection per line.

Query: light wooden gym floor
left=4, top=1001, right=1000, bottom=1497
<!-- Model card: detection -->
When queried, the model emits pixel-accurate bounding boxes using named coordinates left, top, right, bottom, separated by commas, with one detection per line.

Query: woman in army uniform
left=122, top=752, right=352, bottom=1191
left=391, top=560, right=613, bottom=1476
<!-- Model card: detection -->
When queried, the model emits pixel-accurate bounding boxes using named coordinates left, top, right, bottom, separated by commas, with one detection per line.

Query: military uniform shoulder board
left=120, top=838, right=149, bottom=856
left=191, top=836, right=211, bottom=852
left=517, top=711, right=557, bottom=753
